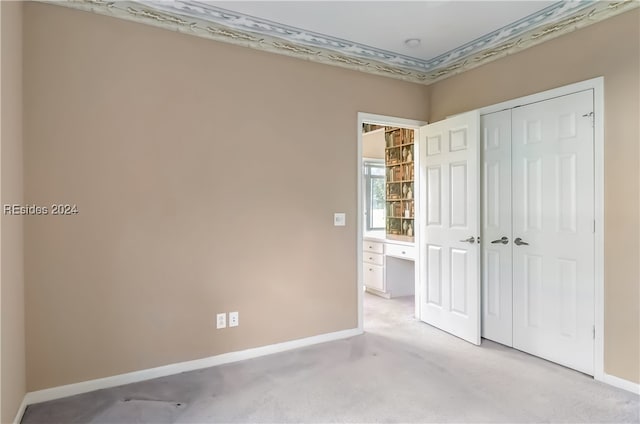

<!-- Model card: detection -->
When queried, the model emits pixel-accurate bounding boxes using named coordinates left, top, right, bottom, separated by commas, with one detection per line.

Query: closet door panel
left=480, top=110, right=513, bottom=346
left=511, top=90, right=595, bottom=375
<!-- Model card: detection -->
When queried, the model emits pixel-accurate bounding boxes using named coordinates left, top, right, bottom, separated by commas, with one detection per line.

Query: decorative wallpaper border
left=49, top=0, right=639, bottom=85
left=140, top=0, right=598, bottom=72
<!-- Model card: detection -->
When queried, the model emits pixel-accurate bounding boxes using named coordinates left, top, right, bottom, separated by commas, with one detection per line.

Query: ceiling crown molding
left=47, top=0, right=639, bottom=85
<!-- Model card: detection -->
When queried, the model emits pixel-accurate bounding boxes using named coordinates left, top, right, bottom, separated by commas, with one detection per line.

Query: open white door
left=418, top=111, right=481, bottom=345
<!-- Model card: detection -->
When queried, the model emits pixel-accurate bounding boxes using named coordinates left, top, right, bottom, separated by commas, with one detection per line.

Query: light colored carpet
left=22, top=293, right=639, bottom=423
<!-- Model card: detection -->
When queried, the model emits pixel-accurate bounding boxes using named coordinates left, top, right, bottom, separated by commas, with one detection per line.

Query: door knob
left=514, top=237, right=529, bottom=246
left=459, top=237, right=476, bottom=244
left=491, top=236, right=509, bottom=244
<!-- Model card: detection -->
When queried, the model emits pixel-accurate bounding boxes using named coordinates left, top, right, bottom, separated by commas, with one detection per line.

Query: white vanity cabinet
left=363, top=240, right=385, bottom=292
left=385, top=243, right=415, bottom=261
left=363, top=237, right=415, bottom=298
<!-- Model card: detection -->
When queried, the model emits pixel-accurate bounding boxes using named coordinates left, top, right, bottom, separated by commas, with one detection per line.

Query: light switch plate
left=334, top=213, right=346, bottom=226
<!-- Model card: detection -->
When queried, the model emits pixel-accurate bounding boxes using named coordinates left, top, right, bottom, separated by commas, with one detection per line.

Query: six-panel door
left=419, top=111, right=481, bottom=345
left=511, top=90, right=595, bottom=375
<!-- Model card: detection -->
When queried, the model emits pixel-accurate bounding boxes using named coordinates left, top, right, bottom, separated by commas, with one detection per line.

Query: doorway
left=357, top=114, right=426, bottom=331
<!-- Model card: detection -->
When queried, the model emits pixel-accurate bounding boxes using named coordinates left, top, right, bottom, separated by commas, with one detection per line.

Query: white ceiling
left=207, top=1, right=555, bottom=60
left=63, top=0, right=638, bottom=84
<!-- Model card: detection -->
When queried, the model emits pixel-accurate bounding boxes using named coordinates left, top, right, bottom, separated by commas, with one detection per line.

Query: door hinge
left=592, top=325, right=595, bottom=339
left=583, top=111, right=594, bottom=128
left=593, top=220, right=596, bottom=233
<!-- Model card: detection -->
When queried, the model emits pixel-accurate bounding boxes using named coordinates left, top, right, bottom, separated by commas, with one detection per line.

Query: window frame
left=363, top=159, right=385, bottom=231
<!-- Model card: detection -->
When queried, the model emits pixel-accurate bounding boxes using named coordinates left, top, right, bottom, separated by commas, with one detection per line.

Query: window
left=364, top=161, right=385, bottom=231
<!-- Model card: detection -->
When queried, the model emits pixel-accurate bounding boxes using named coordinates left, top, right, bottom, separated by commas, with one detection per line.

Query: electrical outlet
left=229, top=311, right=239, bottom=327
left=216, top=313, right=226, bottom=329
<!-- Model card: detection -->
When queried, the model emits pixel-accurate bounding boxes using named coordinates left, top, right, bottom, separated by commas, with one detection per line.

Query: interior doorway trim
left=478, top=77, right=607, bottom=385
left=356, top=113, right=427, bottom=332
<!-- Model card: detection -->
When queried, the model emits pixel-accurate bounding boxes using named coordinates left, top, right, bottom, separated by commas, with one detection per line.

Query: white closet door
left=481, top=110, right=513, bottom=346
left=511, top=90, right=595, bottom=375
left=419, top=111, right=481, bottom=345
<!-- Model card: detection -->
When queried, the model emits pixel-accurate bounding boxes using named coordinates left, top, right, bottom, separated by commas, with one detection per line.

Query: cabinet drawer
left=363, top=264, right=384, bottom=291
left=385, top=243, right=416, bottom=260
left=363, top=252, right=384, bottom=266
left=363, top=240, right=384, bottom=254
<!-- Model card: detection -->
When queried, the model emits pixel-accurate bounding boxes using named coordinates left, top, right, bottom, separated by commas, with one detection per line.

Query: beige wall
left=429, top=9, right=640, bottom=384
left=1, top=1, right=26, bottom=422
left=23, top=3, right=429, bottom=391
left=362, top=129, right=385, bottom=159
left=19, top=2, right=640, bottom=393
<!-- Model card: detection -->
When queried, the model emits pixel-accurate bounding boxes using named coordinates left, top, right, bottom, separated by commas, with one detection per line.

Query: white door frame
left=478, top=77, right=608, bottom=386
left=357, top=113, right=427, bottom=331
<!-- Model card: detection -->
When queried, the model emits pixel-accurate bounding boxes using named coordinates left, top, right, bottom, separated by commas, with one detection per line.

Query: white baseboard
left=17, top=327, right=362, bottom=422
left=599, top=372, right=640, bottom=395
left=15, top=327, right=637, bottom=423
left=364, top=287, right=391, bottom=299
left=12, top=397, right=28, bottom=424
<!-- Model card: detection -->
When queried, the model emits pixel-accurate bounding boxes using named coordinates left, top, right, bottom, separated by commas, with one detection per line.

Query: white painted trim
left=416, top=129, right=426, bottom=322
left=479, top=77, right=606, bottom=385
left=364, top=286, right=391, bottom=299
left=357, top=116, right=364, bottom=332
left=357, top=113, right=427, bottom=331
left=600, top=372, right=640, bottom=395
left=358, top=113, right=427, bottom=130
left=479, top=78, right=604, bottom=115
left=12, top=397, right=28, bottom=424
left=412, top=131, right=422, bottom=320
left=19, top=328, right=362, bottom=408
left=593, top=78, right=605, bottom=384
left=362, top=157, right=384, bottom=164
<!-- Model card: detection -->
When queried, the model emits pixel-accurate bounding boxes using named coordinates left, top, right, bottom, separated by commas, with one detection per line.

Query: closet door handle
left=459, top=237, right=476, bottom=244
left=514, top=237, right=529, bottom=246
left=491, top=236, right=509, bottom=244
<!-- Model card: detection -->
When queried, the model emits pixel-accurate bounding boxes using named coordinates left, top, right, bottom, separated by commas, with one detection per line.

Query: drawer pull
left=369, top=257, right=373, bottom=260
left=401, top=251, right=406, bottom=254
left=369, top=268, right=373, bottom=271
